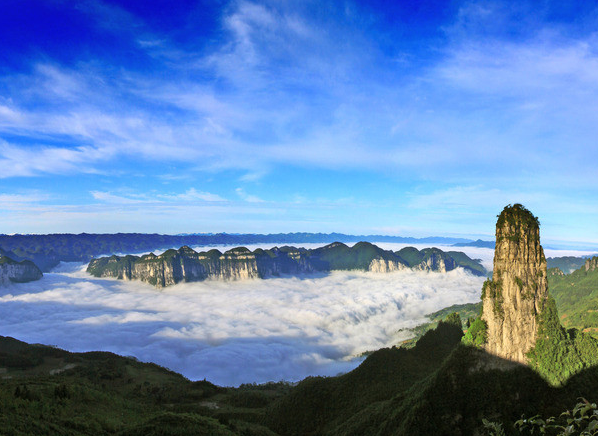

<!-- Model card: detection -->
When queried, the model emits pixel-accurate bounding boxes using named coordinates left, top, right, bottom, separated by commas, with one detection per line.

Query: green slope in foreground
left=4, top=311, right=598, bottom=436
left=548, top=258, right=598, bottom=336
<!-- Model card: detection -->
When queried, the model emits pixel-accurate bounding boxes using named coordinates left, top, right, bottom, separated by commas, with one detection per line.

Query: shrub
left=462, top=318, right=488, bottom=347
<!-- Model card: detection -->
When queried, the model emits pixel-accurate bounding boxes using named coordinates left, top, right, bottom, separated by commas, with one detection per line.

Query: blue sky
left=1, top=0, right=597, bottom=243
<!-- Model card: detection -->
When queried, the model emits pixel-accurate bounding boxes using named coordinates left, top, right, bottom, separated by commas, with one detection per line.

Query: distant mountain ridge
left=87, top=242, right=487, bottom=288
left=452, top=239, right=495, bottom=248
left=0, top=232, right=475, bottom=272
left=546, top=255, right=598, bottom=273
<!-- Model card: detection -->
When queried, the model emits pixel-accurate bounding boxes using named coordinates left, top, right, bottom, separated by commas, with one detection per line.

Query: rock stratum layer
left=87, top=241, right=486, bottom=288
left=482, top=204, right=549, bottom=364
left=0, top=255, right=43, bottom=286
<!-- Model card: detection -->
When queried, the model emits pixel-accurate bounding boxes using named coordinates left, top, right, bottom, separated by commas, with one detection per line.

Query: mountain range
left=0, top=232, right=476, bottom=272
left=87, top=242, right=487, bottom=288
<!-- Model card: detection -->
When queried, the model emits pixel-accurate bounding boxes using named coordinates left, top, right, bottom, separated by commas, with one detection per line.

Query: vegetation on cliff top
left=496, top=203, right=540, bottom=230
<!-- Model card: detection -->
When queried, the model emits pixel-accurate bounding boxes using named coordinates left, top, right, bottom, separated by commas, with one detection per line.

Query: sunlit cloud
left=0, top=262, right=484, bottom=386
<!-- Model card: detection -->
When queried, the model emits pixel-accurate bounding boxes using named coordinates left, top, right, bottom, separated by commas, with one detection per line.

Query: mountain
left=86, top=242, right=487, bottom=288
left=0, top=254, right=43, bottom=286
left=546, top=255, right=594, bottom=273
left=0, top=334, right=282, bottom=436
left=0, top=246, right=59, bottom=272
left=264, top=320, right=465, bottom=436
left=547, top=256, right=598, bottom=334
left=0, top=232, right=474, bottom=272
left=263, top=205, right=598, bottom=434
left=5, top=314, right=598, bottom=436
left=452, top=238, right=495, bottom=248
left=481, top=203, right=549, bottom=364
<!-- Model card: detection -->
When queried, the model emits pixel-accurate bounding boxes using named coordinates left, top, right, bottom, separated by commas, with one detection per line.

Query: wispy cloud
left=159, top=188, right=227, bottom=202
left=235, top=187, right=263, bottom=203
left=2, top=1, right=597, bottom=183
left=0, top=140, right=105, bottom=178
left=0, top=192, right=49, bottom=204
left=90, top=191, right=148, bottom=204
left=1, top=0, right=597, bottom=239
left=91, top=188, right=227, bottom=204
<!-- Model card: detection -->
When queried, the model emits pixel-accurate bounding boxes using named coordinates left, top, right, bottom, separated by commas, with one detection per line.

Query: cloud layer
left=0, top=262, right=484, bottom=386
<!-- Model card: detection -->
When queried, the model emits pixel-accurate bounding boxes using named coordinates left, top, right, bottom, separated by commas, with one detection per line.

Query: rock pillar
left=482, top=204, right=549, bottom=363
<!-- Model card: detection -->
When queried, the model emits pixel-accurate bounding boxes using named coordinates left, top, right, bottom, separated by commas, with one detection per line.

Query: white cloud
left=91, top=188, right=227, bottom=205
left=236, top=187, right=264, bottom=203
left=90, top=191, right=148, bottom=204
left=0, top=104, right=24, bottom=124
left=0, top=263, right=484, bottom=386
left=0, top=192, right=49, bottom=204
left=159, top=188, right=227, bottom=202
left=0, top=0, right=596, bottom=188
left=0, top=140, right=104, bottom=178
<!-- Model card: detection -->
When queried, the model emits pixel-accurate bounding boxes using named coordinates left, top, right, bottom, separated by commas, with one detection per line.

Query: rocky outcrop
left=368, top=258, right=407, bottom=273
left=414, top=250, right=456, bottom=273
left=585, top=257, right=598, bottom=272
left=0, top=255, right=43, bottom=286
left=547, top=267, right=565, bottom=278
left=482, top=204, right=549, bottom=364
left=87, top=242, right=486, bottom=288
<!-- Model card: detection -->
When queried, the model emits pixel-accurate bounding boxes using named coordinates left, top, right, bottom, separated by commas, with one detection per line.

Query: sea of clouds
left=0, top=243, right=591, bottom=386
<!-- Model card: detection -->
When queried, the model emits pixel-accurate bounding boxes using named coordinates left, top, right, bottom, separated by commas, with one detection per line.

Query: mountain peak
left=482, top=204, right=549, bottom=363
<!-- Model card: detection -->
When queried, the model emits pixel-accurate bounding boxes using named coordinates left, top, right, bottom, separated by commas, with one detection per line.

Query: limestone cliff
left=584, top=257, right=598, bottom=272
left=413, top=249, right=457, bottom=273
left=368, top=258, right=407, bottom=273
left=87, top=242, right=486, bottom=288
left=482, top=204, right=549, bottom=364
left=0, top=255, right=43, bottom=286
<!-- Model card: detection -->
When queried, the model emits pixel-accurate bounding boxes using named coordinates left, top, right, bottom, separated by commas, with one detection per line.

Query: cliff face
left=368, top=258, right=407, bottom=273
left=482, top=204, right=549, bottom=364
left=585, top=257, right=598, bottom=272
left=414, top=250, right=457, bottom=273
left=87, top=242, right=486, bottom=288
left=0, top=256, right=43, bottom=285
left=88, top=246, right=318, bottom=288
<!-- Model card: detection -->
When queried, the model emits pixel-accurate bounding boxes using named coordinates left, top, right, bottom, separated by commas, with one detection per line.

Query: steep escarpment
left=87, top=242, right=486, bottom=288
left=482, top=204, right=549, bottom=364
left=0, top=255, right=43, bottom=285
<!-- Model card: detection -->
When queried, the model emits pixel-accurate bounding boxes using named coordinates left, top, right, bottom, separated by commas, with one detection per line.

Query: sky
left=1, top=0, right=598, bottom=243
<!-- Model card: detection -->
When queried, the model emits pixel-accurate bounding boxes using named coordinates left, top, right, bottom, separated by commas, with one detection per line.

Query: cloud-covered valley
left=0, top=254, right=485, bottom=386
left=2, top=241, right=592, bottom=386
